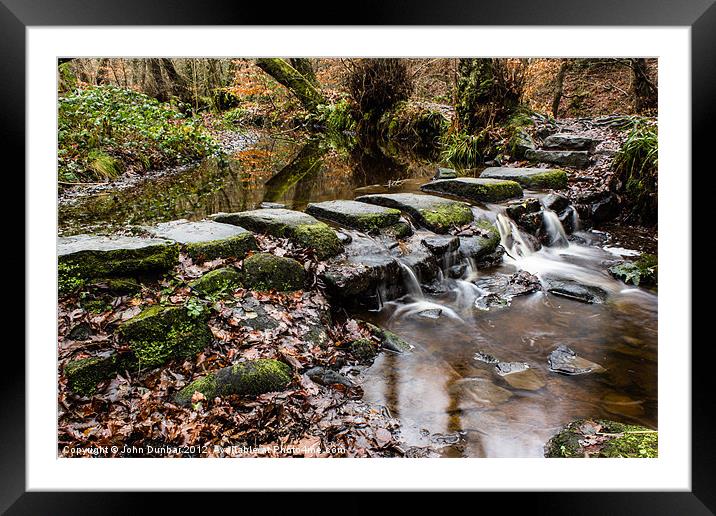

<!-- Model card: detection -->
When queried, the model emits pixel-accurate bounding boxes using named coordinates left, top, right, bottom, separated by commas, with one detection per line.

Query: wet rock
left=231, top=303, right=279, bottom=331
left=608, top=253, right=657, bottom=287
left=545, top=278, right=608, bottom=304
left=350, top=338, right=380, bottom=362
left=399, top=246, right=440, bottom=284
left=509, top=128, right=536, bottom=160
left=118, top=305, right=212, bottom=368
left=542, top=133, right=600, bottom=152
left=525, top=149, right=589, bottom=169
left=474, top=351, right=499, bottom=364
left=495, top=363, right=545, bottom=391
left=434, top=167, right=458, bottom=179
left=58, top=234, right=179, bottom=295
left=473, top=271, right=540, bottom=310
left=363, top=321, right=412, bottom=353
left=421, top=235, right=460, bottom=255
left=448, top=263, right=467, bottom=279
left=64, top=352, right=120, bottom=396
left=542, top=193, right=571, bottom=213
left=420, top=177, right=523, bottom=203
left=383, top=221, right=413, bottom=239
left=544, top=419, right=657, bottom=458
left=417, top=308, right=442, bottom=319
left=355, top=193, right=474, bottom=234
left=336, top=231, right=352, bottom=245
left=212, top=209, right=342, bottom=259
left=548, top=344, right=605, bottom=375
left=242, top=253, right=305, bottom=292
left=449, top=376, right=513, bottom=410
left=457, top=220, right=502, bottom=265
left=305, top=366, right=354, bottom=387
left=259, top=202, right=286, bottom=209
left=494, top=361, right=529, bottom=375
left=147, top=219, right=257, bottom=261
left=306, top=200, right=401, bottom=233
left=574, top=191, right=620, bottom=225
left=481, top=167, right=568, bottom=189
left=175, top=359, right=293, bottom=405
left=189, top=267, right=242, bottom=298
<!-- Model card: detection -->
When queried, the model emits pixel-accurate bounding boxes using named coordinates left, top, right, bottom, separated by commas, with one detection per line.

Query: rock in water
left=481, top=167, right=568, bottom=189
left=306, top=200, right=401, bottom=233
left=305, top=367, right=354, bottom=387
left=420, top=177, right=523, bottom=203
left=548, top=345, right=605, bottom=375
left=494, top=362, right=545, bottom=391
left=545, top=278, right=608, bottom=304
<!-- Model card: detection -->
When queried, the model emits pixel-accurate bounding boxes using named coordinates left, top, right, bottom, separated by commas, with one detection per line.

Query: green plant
left=58, top=85, right=222, bottom=183
left=440, top=129, right=491, bottom=166
left=184, top=297, right=208, bottom=318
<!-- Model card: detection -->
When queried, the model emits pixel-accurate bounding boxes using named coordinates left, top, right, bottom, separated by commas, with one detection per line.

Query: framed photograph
left=7, top=0, right=709, bottom=512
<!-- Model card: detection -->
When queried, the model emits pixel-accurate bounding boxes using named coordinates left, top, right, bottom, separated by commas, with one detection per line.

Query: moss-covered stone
left=189, top=267, right=243, bottom=298
left=421, top=177, right=523, bottom=203
left=90, top=277, right=142, bottom=295
left=242, top=253, right=305, bottom=292
left=608, top=253, right=657, bottom=287
left=350, top=338, right=379, bottom=361
left=306, top=200, right=401, bottom=233
left=363, top=321, right=412, bottom=352
left=175, top=358, right=293, bottom=405
left=383, top=221, right=413, bottom=239
left=292, top=223, right=343, bottom=259
left=544, top=419, right=658, bottom=458
left=64, top=354, right=119, bottom=396
left=118, top=305, right=212, bottom=368
left=185, top=232, right=257, bottom=262
left=481, top=167, right=568, bottom=190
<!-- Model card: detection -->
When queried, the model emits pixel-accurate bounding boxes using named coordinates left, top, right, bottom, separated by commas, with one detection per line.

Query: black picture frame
left=5, top=1, right=708, bottom=513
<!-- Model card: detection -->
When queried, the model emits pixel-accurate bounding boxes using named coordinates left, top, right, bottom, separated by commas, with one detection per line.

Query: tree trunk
left=630, top=58, right=657, bottom=114
left=255, top=58, right=325, bottom=112
left=145, top=58, right=168, bottom=102
left=289, top=58, right=318, bottom=86
left=95, top=58, right=111, bottom=85
left=161, top=58, right=192, bottom=104
left=551, top=59, right=570, bottom=117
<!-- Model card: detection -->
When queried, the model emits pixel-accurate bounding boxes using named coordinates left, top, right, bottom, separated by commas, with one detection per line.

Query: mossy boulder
left=355, top=193, right=473, bottom=234
left=89, top=277, right=142, bottom=296
left=421, top=177, right=523, bottom=203
left=242, top=253, right=305, bottom=292
left=545, top=419, right=657, bottom=458
left=608, top=254, right=657, bottom=287
left=458, top=219, right=502, bottom=263
left=306, top=200, right=401, bottom=233
left=189, top=267, right=243, bottom=298
left=363, top=321, right=412, bottom=353
left=149, top=220, right=258, bottom=262
left=64, top=353, right=120, bottom=396
left=481, top=167, right=568, bottom=190
left=509, top=128, right=536, bottom=160
left=175, top=359, right=292, bottom=405
left=58, top=234, right=179, bottom=295
left=213, top=209, right=342, bottom=260
left=350, top=338, right=380, bottom=362
left=118, top=305, right=212, bottom=368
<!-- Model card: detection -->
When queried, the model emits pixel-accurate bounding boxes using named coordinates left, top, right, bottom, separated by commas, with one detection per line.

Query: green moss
left=521, top=170, right=568, bottom=189
left=189, top=267, right=243, bottom=298
left=241, top=253, right=305, bottom=292
left=351, top=338, right=379, bottom=361
left=474, top=219, right=501, bottom=250
left=175, top=358, right=292, bottom=405
left=185, top=233, right=257, bottom=262
left=545, top=419, right=658, bottom=458
left=291, top=223, right=343, bottom=260
left=118, top=305, right=211, bottom=369
left=363, top=322, right=411, bottom=352
left=64, top=355, right=119, bottom=396
left=91, top=277, right=142, bottom=295
left=383, top=221, right=413, bottom=239
left=378, top=101, right=449, bottom=149
left=423, top=178, right=523, bottom=202
left=353, top=209, right=402, bottom=232
left=58, top=243, right=179, bottom=285
left=420, top=203, right=474, bottom=233
left=58, top=262, right=86, bottom=296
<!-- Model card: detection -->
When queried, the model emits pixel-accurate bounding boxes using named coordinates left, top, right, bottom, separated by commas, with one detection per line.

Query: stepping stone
left=420, top=177, right=523, bottom=203
left=148, top=219, right=257, bottom=261
left=525, top=149, right=589, bottom=169
left=542, top=133, right=600, bottom=152
left=544, top=278, right=608, bottom=304
left=421, top=235, right=460, bottom=255
left=211, top=208, right=342, bottom=260
left=434, top=167, right=458, bottom=179
left=305, top=200, right=401, bottom=233
left=548, top=345, right=605, bottom=375
left=481, top=167, right=568, bottom=189
left=58, top=234, right=179, bottom=294
left=354, top=193, right=473, bottom=234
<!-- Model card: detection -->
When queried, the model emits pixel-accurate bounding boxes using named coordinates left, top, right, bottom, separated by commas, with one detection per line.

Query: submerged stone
left=212, top=209, right=342, bottom=259
left=118, top=305, right=212, bottom=368
left=175, top=359, right=292, bottom=405
left=544, top=419, right=657, bottom=458
left=545, top=278, right=608, bottom=304
left=148, top=219, right=257, bottom=262
left=481, top=167, right=568, bottom=189
left=242, top=253, right=305, bottom=292
left=542, top=133, right=600, bottom=152
left=58, top=234, right=179, bottom=294
left=189, top=267, right=243, bottom=298
left=305, top=200, right=401, bottom=233
left=420, top=177, right=523, bottom=203
left=449, top=376, right=513, bottom=410
left=548, top=344, right=605, bottom=375
left=525, top=149, right=589, bottom=169
left=495, top=363, right=545, bottom=391
left=355, top=193, right=473, bottom=234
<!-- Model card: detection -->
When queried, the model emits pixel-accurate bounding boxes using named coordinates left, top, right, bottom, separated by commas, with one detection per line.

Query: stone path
left=420, top=177, right=523, bottom=203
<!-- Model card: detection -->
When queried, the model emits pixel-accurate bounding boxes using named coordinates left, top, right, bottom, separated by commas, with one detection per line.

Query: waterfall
left=496, top=213, right=535, bottom=258
left=569, top=206, right=581, bottom=232
left=542, top=209, right=569, bottom=247
left=398, top=261, right=424, bottom=298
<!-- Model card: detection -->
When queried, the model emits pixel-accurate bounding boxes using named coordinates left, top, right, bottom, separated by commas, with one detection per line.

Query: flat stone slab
left=305, top=200, right=401, bottom=232
left=148, top=219, right=250, bottom=243
left=354, top=193, right=473, bottom=234
left=548, top=345, right=605, bottom=375
left=525, top=149, right=589, bottom=169
left=58, top=234, right=174, bottom=256
left=421, top=177, right=523, bottom=203
left=545, top=278, right=608, bottom=304
left=211, top=208, right=342, bottom=260
left=542, top=133, right=600, bottom=151
left=481, top=167, right=568, bottom=189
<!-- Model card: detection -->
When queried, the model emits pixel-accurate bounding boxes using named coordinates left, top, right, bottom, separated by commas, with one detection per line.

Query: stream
left=59, top=131, right=657, bottom=458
